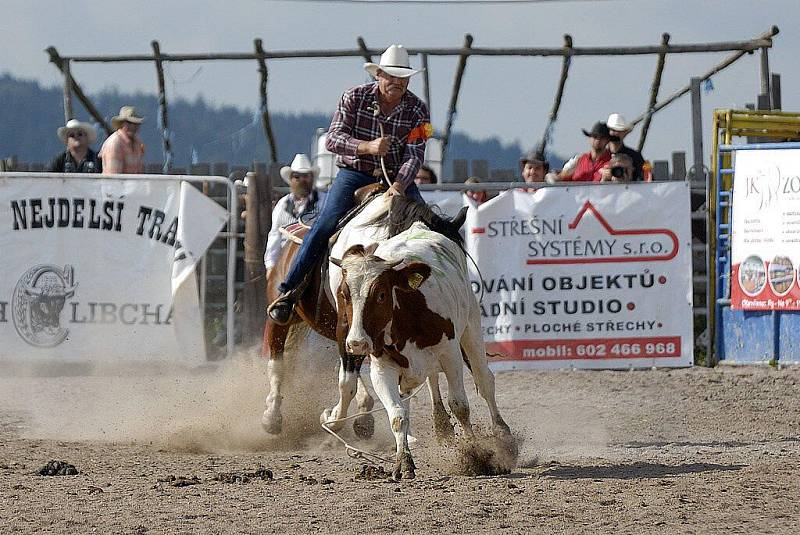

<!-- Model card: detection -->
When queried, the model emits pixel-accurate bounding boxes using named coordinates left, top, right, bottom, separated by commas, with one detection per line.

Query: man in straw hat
left=263, top=153, right=327, bottom=278
left=48, top=119, right=102, bottom=173
left=267, top=44, right=433, bottom=325
left=99, top=106, right=146, bottom=174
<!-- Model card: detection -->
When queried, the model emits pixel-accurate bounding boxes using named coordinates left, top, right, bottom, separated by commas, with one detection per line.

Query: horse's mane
left=366, top=195, right=466, bottom=247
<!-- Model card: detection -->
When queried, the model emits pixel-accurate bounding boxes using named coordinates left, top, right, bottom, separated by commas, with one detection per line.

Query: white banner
left=466, top=184, right=694, bottom=369
left=731, top=149, right=800, bottom=310
left=0, top=175, right=228, bottom=363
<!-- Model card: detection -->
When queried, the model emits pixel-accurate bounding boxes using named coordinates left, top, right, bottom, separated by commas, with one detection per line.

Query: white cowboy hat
left=111, top=106, right=145, bottom=129
left=57, top=119, right=97, bottom=144
left=364, top=44, right=422, bottom=79
left=606, top=113, right=632, bottom=132
left=280, top=154, right=319, bottom=185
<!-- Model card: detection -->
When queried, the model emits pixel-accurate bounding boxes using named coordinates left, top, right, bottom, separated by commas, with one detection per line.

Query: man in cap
left=557, top=122, right=612, bottom=182
left=519, top=149, right=549, bottom=191
left=268, top=44, right=432, bottom=325
left=263, top=154, right=327, bottom=278
left=48, top=119, right=102, bottom=173
left=601, top=113, right=645, bottom=182
left=99, top=106, right=146, bottom=174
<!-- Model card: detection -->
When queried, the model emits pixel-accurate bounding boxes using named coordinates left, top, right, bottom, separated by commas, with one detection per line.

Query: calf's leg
left=460, top=319, right=512, bottom=438
left=369, top=356, right=414, bottom=480
left=352, top=374, right=375, bottom=439
left=427, top=373, right=454, bottom=440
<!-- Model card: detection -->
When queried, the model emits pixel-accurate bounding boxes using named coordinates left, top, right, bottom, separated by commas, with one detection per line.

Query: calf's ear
left=330, top=257, right=343, bottom=267
left=393, top=261, right=431, bottom=292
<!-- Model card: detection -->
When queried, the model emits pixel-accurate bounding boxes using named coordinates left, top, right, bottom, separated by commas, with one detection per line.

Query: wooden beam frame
left=637, top=33, right=671, bottom=153
left=151, top=40, right=173, bottom=173
left=441, top=34, right=473, bottom=160
left=254, top=39, right=279, bottom=164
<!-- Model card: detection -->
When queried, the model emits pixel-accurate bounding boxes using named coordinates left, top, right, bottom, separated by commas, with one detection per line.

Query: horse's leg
left=262, top=319, right=293, bottom=434
left=352, top=372, right=375, bottom=440
left=461, top=313, right=511, bottom=438
left=320, top=353, right=361, bottom=432
left=369, top=356, right=414, bottom=481
left=427, top=373, right=455, bottom=441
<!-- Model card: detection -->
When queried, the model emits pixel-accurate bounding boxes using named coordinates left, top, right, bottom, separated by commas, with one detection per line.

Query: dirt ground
left=1, top=357, right=799, bottom=534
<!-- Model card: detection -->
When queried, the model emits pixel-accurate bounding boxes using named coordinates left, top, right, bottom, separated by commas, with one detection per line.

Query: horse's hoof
left=352, top=414, right=375, bottom=440
left=261, top=411, right=282, bottom=435
left=392, top=463, right=403, bottom=482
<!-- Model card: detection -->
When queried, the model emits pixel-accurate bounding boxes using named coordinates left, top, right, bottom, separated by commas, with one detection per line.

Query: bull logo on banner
left=12, top=265, right=78, bottom=347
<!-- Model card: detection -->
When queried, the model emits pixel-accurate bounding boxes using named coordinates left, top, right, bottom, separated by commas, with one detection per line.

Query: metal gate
left=712, top=141, right=800, bottom=363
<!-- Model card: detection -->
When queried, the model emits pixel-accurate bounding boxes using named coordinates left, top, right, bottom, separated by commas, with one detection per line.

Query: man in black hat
left=558, top=121, right=612, bottom=182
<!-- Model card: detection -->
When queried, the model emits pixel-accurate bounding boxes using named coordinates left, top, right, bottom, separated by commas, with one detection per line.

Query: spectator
left=264, top=154, right=326, bottom=277
left=605, top=113, right=645, bottom=181
left=465, top=177, right=488, bottom=205
left=519, top=149, right=548, bottom=191
left=414, top=164, right=438, bottom=185
left=557, top=122, right=612, bottom=182
left=48, top=119, right=102, bottom=173
left=99, top=106, right=145, bottom=174
left=601, top=153, right=635, bottom=183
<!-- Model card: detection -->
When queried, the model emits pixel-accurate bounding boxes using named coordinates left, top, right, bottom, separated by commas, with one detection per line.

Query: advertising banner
left=466, top=184, right=694, bottom=369
left=0, top=176, right=228, bottom=363
left=731, top=149, right=800, bottom=310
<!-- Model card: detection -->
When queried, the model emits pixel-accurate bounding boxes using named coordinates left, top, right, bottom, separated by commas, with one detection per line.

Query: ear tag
left=407, top=273, right=424, bottom=290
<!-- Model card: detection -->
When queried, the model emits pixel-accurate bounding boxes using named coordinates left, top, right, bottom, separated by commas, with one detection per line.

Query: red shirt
left=567, top=150, right=611, bottom=182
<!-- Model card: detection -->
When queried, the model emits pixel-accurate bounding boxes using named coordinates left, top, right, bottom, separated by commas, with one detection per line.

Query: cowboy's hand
left=385, top=181, right=406, bottom=197
left=366, top=136, right=390, bottom=157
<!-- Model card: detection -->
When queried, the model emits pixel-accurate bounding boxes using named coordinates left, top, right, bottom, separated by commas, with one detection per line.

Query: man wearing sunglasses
left=48, top=119, right=102, bottom=173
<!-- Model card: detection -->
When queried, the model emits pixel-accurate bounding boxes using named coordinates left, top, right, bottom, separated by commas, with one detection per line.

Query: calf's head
left=330, top=243, right=431, bottom=356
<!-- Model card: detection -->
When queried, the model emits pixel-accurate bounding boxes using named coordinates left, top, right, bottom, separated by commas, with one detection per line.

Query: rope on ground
left=319, top=382, right=428, bottom=466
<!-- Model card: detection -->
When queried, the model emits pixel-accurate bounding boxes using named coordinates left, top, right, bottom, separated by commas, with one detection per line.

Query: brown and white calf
left=330, top=222, right=511, bottom=480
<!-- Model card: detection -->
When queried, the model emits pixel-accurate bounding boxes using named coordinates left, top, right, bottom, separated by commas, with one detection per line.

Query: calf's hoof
left=261, top=410, right=282, bottom=435
left=352, top=413, right=375, bottom=440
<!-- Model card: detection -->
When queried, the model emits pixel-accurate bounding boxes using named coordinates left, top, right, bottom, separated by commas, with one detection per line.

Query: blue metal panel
left=779, top=312, right=800, bottom=362
left=720, top=308, right=776, bottom=362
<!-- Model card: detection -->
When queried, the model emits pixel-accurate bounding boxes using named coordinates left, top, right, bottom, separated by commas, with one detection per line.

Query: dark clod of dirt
left=356, top=464, right=391, bottom=481
left=37, top=460, right=78, bottom=476
left=455, top=435, right=519, bottom=476
left=214, top=467, right=274, bottom=485
left=156, top=475, right=201, bottom=487
left=299, top=475, right=318, bottom=485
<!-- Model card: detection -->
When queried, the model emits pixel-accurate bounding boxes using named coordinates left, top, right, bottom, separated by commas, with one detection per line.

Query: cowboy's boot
left=267, top=294, right=295, bottom=326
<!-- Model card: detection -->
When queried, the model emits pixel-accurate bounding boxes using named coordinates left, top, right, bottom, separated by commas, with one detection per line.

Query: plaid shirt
left=325, top=82, right=429, bottom=189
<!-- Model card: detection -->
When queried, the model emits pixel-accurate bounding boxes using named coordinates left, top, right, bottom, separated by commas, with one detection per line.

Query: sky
left=2, top=0, right=796, bottom=168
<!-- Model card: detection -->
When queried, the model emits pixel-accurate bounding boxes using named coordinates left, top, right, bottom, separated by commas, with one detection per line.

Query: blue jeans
left=279, top=167, right=423, bottom=294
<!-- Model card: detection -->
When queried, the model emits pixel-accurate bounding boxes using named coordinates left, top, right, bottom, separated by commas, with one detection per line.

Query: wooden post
left=690, top=77, right=704, bottom=182
left=243, top=169, right=269, bottom=344
left=441, top=34, right=473, bottom=161
left=421, top=53, right=431, bottom=118
left=46, top=47, right=113, bottom=136
left=356, top=36, right=372, bottom=63
left=61, top=59, right=74, bottom=123
left=637, top=33, right=670, bottom=153
left=771, top=73, right=781, bottom=110
left=254, top=39, right=279, bottom=164
left=540, top=34, right=573, bottom=154
left=151, top=40, right=173, bottom=173
left=760, top=47, right=771, bottom=108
